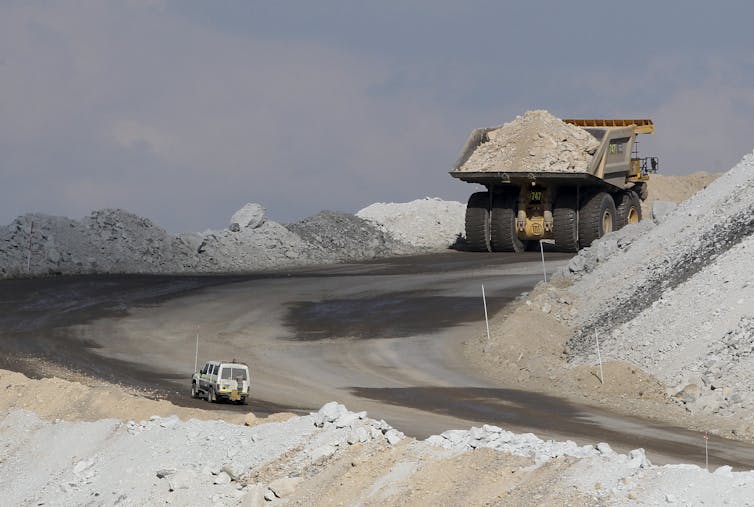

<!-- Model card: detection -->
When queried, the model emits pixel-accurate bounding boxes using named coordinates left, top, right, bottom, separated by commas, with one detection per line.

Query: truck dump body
left=452, top=120, right=653, bottom=191
left=450, top=111, right=656, bottom=253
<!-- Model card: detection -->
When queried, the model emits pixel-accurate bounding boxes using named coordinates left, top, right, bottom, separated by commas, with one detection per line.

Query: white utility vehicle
left=192, top=360, right=250, bottom=405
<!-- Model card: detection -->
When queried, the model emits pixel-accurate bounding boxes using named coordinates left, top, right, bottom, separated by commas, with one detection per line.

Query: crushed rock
left=0, top=200, right=438, bottom=279
left=286, top=211, right=418, bottom=261
left=558, top=148, right=754, bottom=420
left=356, top=197, right=466, bottom=250
left=458, top=110, right=599, bottom=173
left=3, top=403, right=754, bottom=506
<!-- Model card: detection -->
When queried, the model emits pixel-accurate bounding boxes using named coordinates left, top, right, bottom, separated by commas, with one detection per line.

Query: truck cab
left=192, top=360, right=250, bottom=405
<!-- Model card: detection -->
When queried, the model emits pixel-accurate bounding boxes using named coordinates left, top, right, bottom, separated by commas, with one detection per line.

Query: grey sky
left=2, top=1, right=753, bottom=232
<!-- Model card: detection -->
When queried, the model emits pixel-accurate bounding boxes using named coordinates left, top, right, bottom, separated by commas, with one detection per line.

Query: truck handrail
left=563, top=119, right=654, bottom=135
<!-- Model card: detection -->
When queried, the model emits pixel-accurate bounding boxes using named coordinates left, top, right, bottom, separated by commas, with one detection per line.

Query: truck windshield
left=221, top=367, right=248, bottom=380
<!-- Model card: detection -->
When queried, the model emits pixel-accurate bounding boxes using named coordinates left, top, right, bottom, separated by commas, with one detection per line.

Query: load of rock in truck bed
left=458, top=110, right=600, bottom=173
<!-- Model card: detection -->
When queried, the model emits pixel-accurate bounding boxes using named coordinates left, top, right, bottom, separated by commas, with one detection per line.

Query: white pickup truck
left=191, top=360, right=250, bottom=405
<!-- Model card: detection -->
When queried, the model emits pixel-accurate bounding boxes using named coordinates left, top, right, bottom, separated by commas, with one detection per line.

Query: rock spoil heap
left=3, top=398, right=754, bottom=506
left=558, top=149, right=754, bottom=422
left=357, top=197, right=466, bottom=249
left=0, top=402, right=404, bottom=507
left=0, top=199, right=466, bottom=279
left=458, top=110, right=600, bottom=172
left=287, top=211, right=419, bottom=261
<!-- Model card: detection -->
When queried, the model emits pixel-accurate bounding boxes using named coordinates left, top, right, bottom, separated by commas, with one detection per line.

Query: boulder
left=674, top=384, right=702, bottom=404
left=213, top=471, right=231, bottom=485
left=268, top=476, right=303, bottom=498
left=318, top=401, right=348, bottom=423
left=240, top=484, right=267, bottom=507
left=168, top=470, right=196, bottom=491
left=651, top=200, right=677, bottom=223
left=385, top=429, right=404, bottom=445
left=230, top=203, right=266, bottom=231
left=222, top=463, right=244, bottom=481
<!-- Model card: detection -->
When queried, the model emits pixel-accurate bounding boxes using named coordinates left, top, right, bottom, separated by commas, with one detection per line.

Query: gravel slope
left=558, top=149, right=754, bottom=421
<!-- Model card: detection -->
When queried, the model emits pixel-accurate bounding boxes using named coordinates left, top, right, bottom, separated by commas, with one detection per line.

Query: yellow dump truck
left=451, top=118, right=658, bottom=252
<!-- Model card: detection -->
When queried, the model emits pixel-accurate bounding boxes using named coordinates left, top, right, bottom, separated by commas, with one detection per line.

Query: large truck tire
left=552, top=194, right=579, bottom=252
left=490, top=193, right=526, bottom=253
left=465, top=192, right=491, bottom=252
left=578, top=192, right=616, bottom=248
left=615, top=191, right=642, bottom=228
left=634, top=182, right=649, bottom=200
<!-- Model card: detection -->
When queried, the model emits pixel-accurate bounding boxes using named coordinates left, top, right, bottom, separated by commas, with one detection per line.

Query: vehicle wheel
left=490, top=193, right=525, bottom=253
left=578, top=192, right=616, bottom=248
left=209, top=388, right=217, bottom=403
left=553, top=193, right=579, bottom=252
left=615, top=191, right=642, bottom=229
left=191, top=382, right=198, bottom=399
left=241, top=396, right=249, bottom=406
left=634, top=182, right=649, bottom=201
left=465, top=192, right=491, bottom=252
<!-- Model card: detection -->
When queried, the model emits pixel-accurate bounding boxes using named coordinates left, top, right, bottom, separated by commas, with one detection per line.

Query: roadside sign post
left=595, top=331, right=604, bottom=384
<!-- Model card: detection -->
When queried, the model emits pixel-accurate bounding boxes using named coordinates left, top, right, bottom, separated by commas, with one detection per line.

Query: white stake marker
left=482, top=284, right=491, bottom=343
left=595, top=331, right=604, bottom=384
left=704, top=431, right=709, bottom=471
left=539, top=240, right=547, bottom=283
left=194, top=325, right=200, bottom=373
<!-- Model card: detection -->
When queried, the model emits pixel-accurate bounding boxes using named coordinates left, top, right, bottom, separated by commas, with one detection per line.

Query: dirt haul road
left=3, top=251, right=754, bottom=468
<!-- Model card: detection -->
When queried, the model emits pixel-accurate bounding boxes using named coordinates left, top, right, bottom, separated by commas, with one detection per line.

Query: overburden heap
left=561, top=149, right=754, bottom=420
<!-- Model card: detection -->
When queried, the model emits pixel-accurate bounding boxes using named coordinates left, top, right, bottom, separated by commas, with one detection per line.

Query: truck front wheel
left=578, top=192, right=616, bottom=248
left=465, top=192, right=491, bottom=252
left=191, top=382, right=199, bottom=399
left=490, top=193, right=525, bottom=253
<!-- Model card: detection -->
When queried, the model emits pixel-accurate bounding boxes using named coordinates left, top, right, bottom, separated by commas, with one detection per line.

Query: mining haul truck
left=451, top=119, right=658, bottom=253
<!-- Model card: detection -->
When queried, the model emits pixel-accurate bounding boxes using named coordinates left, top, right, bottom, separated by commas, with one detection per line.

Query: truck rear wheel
left=490, top=193, right=525, bottom=253
left=553, top=194, right=579, bottom=252
left=465, top=192, right=491, bottom=252
left=615, top=191, right=642, bottom=228
left=578, top=192, right=616, bottom=248
left=634, top=182, right=649, bottom=201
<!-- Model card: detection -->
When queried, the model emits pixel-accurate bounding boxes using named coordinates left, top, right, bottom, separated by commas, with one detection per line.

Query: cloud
left=2, top=1, right=753, bottom=231
left=0, top=1, right=474, bottom=231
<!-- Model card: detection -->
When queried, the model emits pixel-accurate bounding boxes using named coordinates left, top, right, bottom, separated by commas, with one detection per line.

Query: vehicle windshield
left=221, top=367, right=248, bottom=380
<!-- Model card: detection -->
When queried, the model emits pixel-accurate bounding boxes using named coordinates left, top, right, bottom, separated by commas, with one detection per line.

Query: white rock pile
left=4, top=403, right=754, bottom=506
left=356, top=197, right=466, bottom=249
left=556, top=149, right=754, bottom=421
left=458, top=110, right=600, bottom=173
left=426, top=424, right=646, bottom=466
left=0, top=403, right=403, bottom=507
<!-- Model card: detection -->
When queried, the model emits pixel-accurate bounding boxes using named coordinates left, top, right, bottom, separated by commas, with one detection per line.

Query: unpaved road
left=3, top=251, right=754, bottom=468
